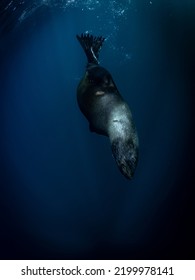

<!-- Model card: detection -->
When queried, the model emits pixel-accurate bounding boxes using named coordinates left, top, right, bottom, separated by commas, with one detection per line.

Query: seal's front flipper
left=76, top=33, right=105, bottom=64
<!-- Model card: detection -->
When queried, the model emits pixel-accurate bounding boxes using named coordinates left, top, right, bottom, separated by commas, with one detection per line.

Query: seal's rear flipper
left=76, top=33, right=105, bottom=64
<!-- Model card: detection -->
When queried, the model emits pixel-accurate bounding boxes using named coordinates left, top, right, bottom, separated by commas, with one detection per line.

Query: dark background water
left=0, top=0, right=195, bottom=259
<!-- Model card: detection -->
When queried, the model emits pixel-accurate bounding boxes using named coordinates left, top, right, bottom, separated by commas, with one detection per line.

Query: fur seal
left=76, top=33, right=138, bottom=179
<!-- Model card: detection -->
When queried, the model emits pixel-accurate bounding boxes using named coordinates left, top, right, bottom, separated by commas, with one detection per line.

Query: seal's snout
left=111, top=139, right=138, bottom=180
left=121, top=152, right=138, bottom=179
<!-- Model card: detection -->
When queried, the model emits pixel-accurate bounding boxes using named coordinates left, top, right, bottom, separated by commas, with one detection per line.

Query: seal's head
left=111, top=138, right=138, bottom=179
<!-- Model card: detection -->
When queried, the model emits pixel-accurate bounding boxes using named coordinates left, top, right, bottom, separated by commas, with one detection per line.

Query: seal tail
left=76, top=33, right=105, bottom=64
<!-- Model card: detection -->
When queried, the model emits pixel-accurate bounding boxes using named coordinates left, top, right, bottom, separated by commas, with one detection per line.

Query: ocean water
left=0, top=0, right=195, bottom=259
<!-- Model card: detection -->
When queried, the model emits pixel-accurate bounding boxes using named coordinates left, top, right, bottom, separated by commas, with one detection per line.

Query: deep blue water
left=0, top=0, right=195, bottom=259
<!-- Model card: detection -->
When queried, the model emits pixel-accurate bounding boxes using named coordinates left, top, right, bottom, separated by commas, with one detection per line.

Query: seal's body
left=77, top=34, right=138, bottom=179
